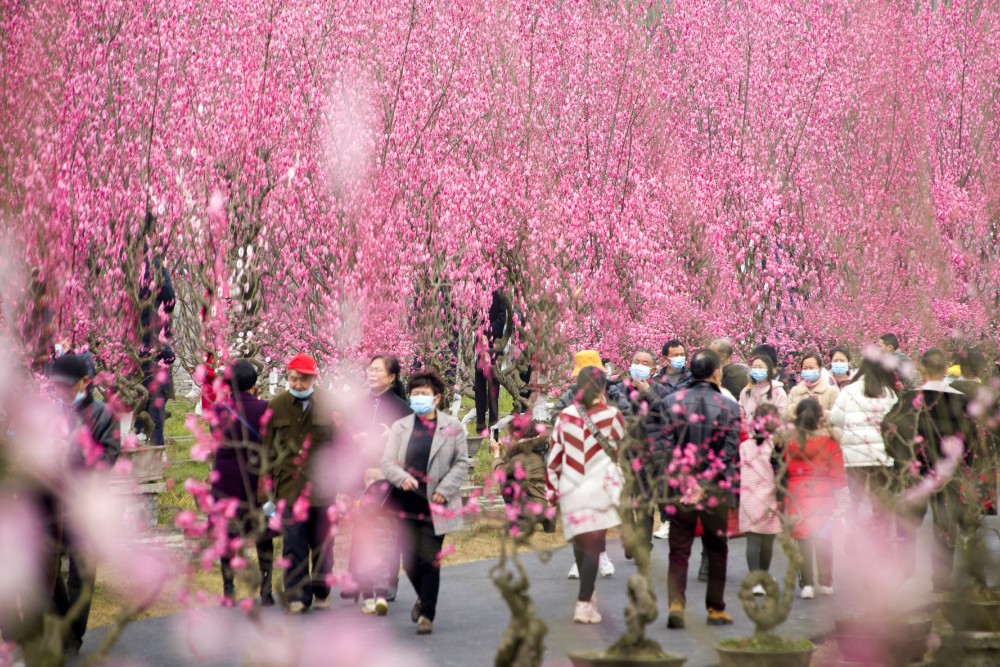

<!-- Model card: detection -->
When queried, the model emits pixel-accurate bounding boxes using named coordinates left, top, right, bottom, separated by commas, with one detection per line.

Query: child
left=349, top=467, right=398, bottom=615
left=738, top=403, right=783, bottom=595
left=783, top=397, right=846, bottom=599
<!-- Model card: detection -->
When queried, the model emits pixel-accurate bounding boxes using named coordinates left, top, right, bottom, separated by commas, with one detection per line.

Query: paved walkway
left=77, top=517, right=968, bottom=667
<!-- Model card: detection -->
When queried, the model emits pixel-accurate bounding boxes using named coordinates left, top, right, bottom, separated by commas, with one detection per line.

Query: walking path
left=76, top=515, right=986, bottom=667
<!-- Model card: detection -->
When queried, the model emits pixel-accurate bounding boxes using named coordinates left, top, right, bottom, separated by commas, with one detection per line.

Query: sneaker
left=653, top=523, right=671, bottom=539
left=818, top=586, right=834, bottom=596
left=667, top=601, right=685, bottom=629
left=800, top=586, right=815, bottom=600
left=568, top=562, right=580, bottom=579
left=573, top=601, right=602, bottom=624
left=707, top=609, right=734, bottom=626
left=287, top=601, right=307, bottom=614
left=752, top=584, right=766, bottom=596
left=362, top=599, right=377, bottom=614
left=416, top=615, right=433, bottom=635
left=598, top=552, right=615, bottom=578
left=411, top=599, right=422, bottom=623
left=375, top=597, right=389, bottom=616
left=312, top=595, right=332, bottom=610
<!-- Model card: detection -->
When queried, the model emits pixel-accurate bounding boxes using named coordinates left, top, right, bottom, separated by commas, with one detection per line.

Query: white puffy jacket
left=828, top=381, right=897, bottom=467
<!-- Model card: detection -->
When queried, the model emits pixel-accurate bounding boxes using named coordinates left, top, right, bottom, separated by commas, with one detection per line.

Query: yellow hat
left=571, top=350, right=603, bottom=378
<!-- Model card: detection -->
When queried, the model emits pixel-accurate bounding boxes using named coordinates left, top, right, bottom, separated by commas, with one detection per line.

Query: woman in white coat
left=828, top=355, right=898, bottom=521
left=547, top=366, right=625, bottom=625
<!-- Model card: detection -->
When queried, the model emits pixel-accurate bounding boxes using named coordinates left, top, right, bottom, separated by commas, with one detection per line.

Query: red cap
left=287, top=353, right=319, bottom=375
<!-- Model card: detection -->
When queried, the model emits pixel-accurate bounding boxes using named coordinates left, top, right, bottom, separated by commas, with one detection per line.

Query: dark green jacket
left=264, top=389, right=335, bottom=505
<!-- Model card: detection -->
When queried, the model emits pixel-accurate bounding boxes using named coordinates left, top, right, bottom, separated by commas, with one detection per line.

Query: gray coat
left=382, top=412, right=470, bottom=536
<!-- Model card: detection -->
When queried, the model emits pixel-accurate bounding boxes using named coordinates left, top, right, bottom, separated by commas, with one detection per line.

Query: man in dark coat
left=474, top=290, right=510, bottom=434
left=49, top=354, right=120, bottom=655
left=210, top=360, right=274, bottom=605
left=647, top=348, right=741, bottom=629
left=656, top=339, right=694, bottom=395
left=612, top=347, right=668, bottom=557
left=263, top=353, right=336, bottom=613
left=882, top=347, right=980, bottom=591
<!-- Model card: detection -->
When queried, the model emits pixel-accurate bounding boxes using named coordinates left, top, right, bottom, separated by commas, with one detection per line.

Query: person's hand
left=489, top=438, right=501, bottom=458
left=634, top=379, right=651, bottom=395
left=401, top=477, right=419, bottom=492
left=432, top=492, right=447, bottom=505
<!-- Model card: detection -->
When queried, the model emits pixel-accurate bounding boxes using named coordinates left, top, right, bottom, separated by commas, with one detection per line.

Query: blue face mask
left=750, top=368, right=769, bottom=383
left=801, top=369, right=820, bottom=383
left=410, top=395, right=436, bottom=415
left=831, top=362, right=850, bottom=376
left=71, top=391, right=86, bottom=407
left=289, top=387, right=314, bottom=400
left=629, top=364, right=651, bottom=381
left=669, top=357, right=686, bottom=371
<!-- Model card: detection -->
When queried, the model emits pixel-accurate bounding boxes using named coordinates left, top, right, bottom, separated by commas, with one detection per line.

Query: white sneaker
left=375, top=597, right=389, bottom=616
left=361, top=599, right=377, bottom=614
left=752, top=584, right=766, bottom=596
left=568, top=562, right=580, bottom=579
left=653, top=523, right=671, bottom=540
left=573, top=601, right=602, bottom=624
left=598, top=552, right=615, bottom=578
left=287, top=601, right=306, bottom=614
left=818, top=586, right=834, bottom=596
left=312, top=595, right=332, bottom=610
left=800, top=586, right=815, bottom=600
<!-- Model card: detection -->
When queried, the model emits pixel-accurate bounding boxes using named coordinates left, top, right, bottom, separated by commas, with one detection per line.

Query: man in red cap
left=263, top=353, right=336, bottom=613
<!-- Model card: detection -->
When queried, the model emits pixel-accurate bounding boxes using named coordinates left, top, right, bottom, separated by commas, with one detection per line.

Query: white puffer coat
left=828, top=381, right=897, bottom=467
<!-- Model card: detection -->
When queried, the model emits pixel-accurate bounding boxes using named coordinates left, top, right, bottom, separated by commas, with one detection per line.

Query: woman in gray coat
left=382, top=369, right=469, bottom=635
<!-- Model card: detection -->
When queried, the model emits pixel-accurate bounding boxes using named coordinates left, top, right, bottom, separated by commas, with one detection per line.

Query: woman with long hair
left=828, top=352, right=898, bottom=522
left=739, top=353, right=789, bottom=424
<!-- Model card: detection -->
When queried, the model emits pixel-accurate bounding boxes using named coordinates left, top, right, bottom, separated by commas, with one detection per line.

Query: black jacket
left=73, top=393, right=121, bottom=468
left=646, top=381, right=741, bottom=503
left=882, top=383, right=979, bottom=482
left=654, top=368, right=694, bottom=396
left=554, top=379, right=631, bottom=416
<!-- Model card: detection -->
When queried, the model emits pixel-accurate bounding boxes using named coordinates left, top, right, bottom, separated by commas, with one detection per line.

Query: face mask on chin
left=289, top=386, right=314, bottom=399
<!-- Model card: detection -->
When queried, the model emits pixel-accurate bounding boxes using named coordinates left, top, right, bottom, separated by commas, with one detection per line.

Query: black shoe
left=260, top=593, right=275, bottom=607
left=411, top=599, right=422, bottom=623
left=63, top=638, right=82, bottom=658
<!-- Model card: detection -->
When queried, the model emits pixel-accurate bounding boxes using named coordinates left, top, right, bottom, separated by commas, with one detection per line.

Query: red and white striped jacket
left=547, top=402, right=626, bottom=539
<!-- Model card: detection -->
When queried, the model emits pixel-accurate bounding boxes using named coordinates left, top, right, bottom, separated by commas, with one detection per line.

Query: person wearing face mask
left=828, top=347, right=854, bottom=389
left=616, top=348, right=668, bottom=557
left=647, top=349, right=741, bottom=629
left=739, top=354, right=789, bottom=424
left=382, top=369, right=469, bottom=635
left=655, top=339, right=693, bottom=395
left=48, top=354, right=120, bottom=656
left=263, top=353, right=336, bottom=614
left=341, top=355, right=413, bottom=605
left=786, top=352, right=840, bottom=420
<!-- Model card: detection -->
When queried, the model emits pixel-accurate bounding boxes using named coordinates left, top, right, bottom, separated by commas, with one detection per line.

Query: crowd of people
left=25, top=331, right=998, bottom=654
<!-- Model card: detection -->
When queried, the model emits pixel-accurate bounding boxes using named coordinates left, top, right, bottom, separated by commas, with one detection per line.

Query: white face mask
left=629, top=364, right=651, bottom=381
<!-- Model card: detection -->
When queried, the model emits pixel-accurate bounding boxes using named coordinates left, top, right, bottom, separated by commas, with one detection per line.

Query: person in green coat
left=263, top=353, right=335, bottom=613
